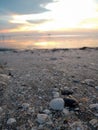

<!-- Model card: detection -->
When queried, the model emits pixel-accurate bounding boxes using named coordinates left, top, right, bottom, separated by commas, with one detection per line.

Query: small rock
left=38, top=96, right=43, bottom=99
left=31, top=127, right=37, bottom=130
left=50, top=57, right=57, bottom=60
left=22, top=103, right=30, bottom=110
left=63, top=98, right=79, bottom=108
left=89, top=103, right=98, bottom=110
left=70, top=121, right=86, bottom=130
left=94, top=113, right=98, bottom=117
left=61, top=89, right=73, bottom=96
left=28, top=107, right=35, bottom=114
left=38, top=124, right=44, bottom=129
left=52, top=92, right=60, bottom=98
left=73, top=80, right=80, bottom=83
left=0, top=107, right=3, bottom=113
left=79, top=47, right=88, bottom=50
left=43, top=109, right=51, bottom=115
left=95, top=86, right=98, bottom=90
left=89, top=119, right=98, bottom=128
left=37, top=114, right=49, bottom=124
left=49, top=98, right=64, bottom=110
left=63, top=108, right=70, bottom=116
left=82, top=79, right=94, bottom=86
left=89, top=103, right=98, bottom=116
left=0, top=74, right=10, bottom=81
left=7, top=118, right=16, bottom=125
left=0, top=81, right=7, bottom=86
left=46, top=120, right=53, bottom=125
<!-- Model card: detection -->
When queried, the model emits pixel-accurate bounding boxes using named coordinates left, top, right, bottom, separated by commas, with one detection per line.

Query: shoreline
left=0, top=46, right=98, bottom=52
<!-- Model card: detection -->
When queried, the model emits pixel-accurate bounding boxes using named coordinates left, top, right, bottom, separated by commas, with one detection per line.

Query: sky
left=0, top=0, right=98, bottom=34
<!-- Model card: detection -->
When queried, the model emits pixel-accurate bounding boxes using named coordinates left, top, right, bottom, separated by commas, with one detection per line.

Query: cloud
left=0, top=0, right=56, bottom=15
left=27, top=19, right=51, bottom=24
left=0, top=0, right=56, bottom=32
left=0, top=16, right=12, bottom=30
left=95, top=0, right=98, bottom=3
left=0, top=22, right=21, bottom=30
left=79, top=17, right=98, bottom=28
left=0, top=12, right=52, bottom=32
left=0, top=14, right=20, bottom=30
left=0, top=17, right=24, bottom=30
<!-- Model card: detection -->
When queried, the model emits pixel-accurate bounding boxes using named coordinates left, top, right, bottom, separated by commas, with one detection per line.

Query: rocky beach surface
left=0, top=48, right=98, bottom=130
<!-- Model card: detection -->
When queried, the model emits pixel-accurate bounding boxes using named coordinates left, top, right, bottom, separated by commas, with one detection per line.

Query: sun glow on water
left=0, top=34, right=98, bottom=49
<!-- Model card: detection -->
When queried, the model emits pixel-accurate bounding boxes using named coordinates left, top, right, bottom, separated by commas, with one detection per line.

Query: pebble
left=70, top=121, right=85, bottom=130
left=89, top=103, right=98, bottom=110
left=62, top=108, right=70, bottom=116
left=50, top=57, right=57, bottom=60
left=89, top=119, right=98, bottom=128
left=7, top=118, right=16, bottom=125
left=82, top=79, right=94, bottom=86
left=38, top=96, right=43, bottom=99
left=38, top=124, right=44, bottom=129
left=52, top=91, right=60, bottom=98
left=61, top=89, right=73, bottom=96
left=0, top=74, right=10, bottom=81
left=95, top=86, right=98, bottom=90
left=63, top=98, right=79, bottom=108
left=22, top=103, right=30, bottom=110
left=43, top=109, right=51, bottom=115
left=73, top=80, right=80, bottom=83
left=94, top=113, right=98, bottom=117
left=46, top=120, right=53, bottom=125
left=31, top=127, right=37, bottom=130
left=0, top=107, right=3, bottom=113
left=28, top=107, right=35, bottom=113
left=37, top=114, right=49, bottom=124
left=49, top=98, right=64, bottom=110
left=0, top=81, right=7, bottom=86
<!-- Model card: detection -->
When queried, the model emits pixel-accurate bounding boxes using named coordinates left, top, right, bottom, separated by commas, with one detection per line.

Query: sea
left=0, top=34, right=98, bottom=50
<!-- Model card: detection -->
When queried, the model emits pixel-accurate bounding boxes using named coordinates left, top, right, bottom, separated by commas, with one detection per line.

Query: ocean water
left=0, top=34, right=98, bottom=50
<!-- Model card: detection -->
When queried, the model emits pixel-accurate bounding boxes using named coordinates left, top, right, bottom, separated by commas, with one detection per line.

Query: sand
left=0, top=48, right=98, bottom=129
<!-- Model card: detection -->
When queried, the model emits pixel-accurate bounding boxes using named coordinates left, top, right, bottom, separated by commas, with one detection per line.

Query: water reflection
left=0, top=34, right=98, bottom=49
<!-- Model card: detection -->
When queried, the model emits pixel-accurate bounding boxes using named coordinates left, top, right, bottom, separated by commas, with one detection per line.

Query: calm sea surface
left=0, top=34, right=98, bottom=50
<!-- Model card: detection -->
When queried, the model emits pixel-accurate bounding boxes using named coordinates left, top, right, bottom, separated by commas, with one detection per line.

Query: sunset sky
left=0, top=0, right=98, bottom=34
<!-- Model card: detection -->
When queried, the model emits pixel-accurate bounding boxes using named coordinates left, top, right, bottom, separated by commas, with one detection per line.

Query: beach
left=0, top=48, right=98, bottom=130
